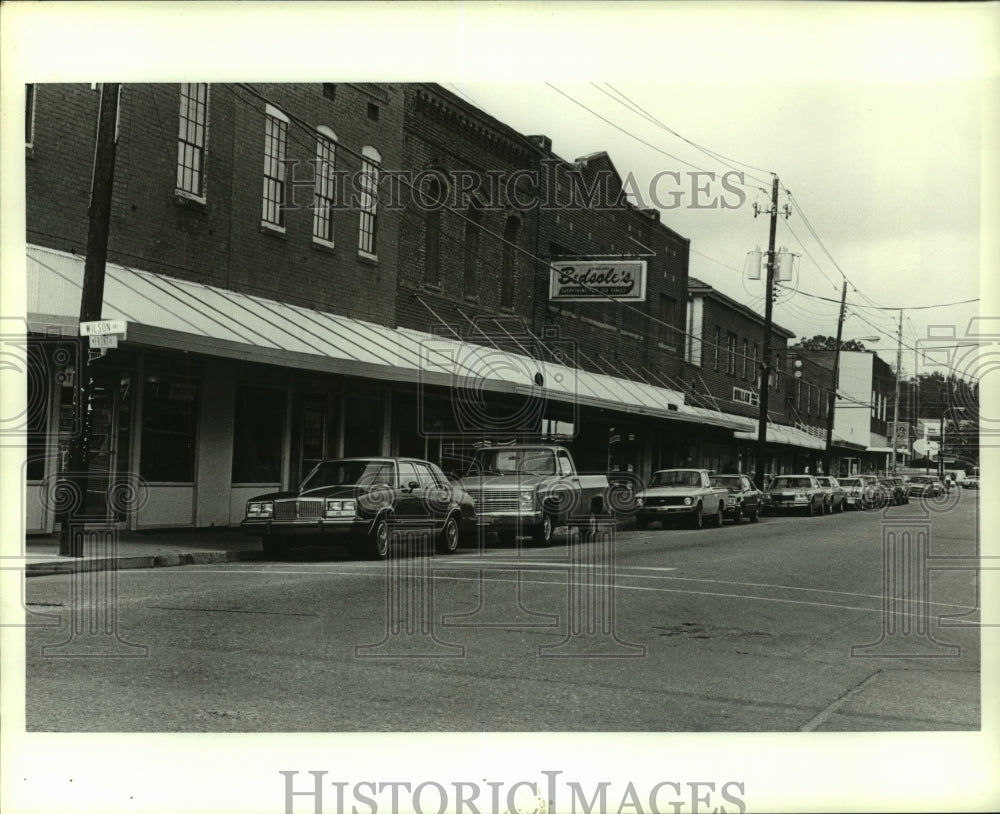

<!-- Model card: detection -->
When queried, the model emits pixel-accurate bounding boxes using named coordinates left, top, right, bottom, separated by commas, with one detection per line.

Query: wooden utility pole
left=823, top=280, right=848, bottom=476
left=753, top=175, right=780, bottom=490
left=891, top=308, right=903, bottom=474
left=59, top=83, right=120, bottom=556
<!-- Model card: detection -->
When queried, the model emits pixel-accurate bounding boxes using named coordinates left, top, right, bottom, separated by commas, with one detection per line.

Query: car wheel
left=368, top=515, right=390, bottom=560
left=837, top=498, right=845, bottom=513
left=732, top=507, right=742, bottom=525
left=531, top=514, right=555, bottom=547
left=713, top=504, right=724, bottom=528
left=808, top=500, right=816, bottom=517
left=260, top=536, right=287, bottom=559
left=690, top=503, right=703, bottom=530
left=634, top=515, right=648, bottom=531
left=749, top=508, right=759, bottom=523
left=436, top=514, right=460, bottom=555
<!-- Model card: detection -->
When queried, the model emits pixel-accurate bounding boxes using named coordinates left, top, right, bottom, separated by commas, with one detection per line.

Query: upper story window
left=312, top=126, right=337, bottom=246
left=741, top=339, right=749, bottom=380
left=262, top=104, right=289, bottom=230
left=726, top=332, right=737, bottom=375
left=358, top=145, right=380, bottom=258
left=500, top=216, right=519, bottom=309
left=753, top=343, right=760, bottom=388
left=25, top=84, right=36, bottom=147
left=659, top=294, right=676, bottom=344
left=423, top=177, right=442, bottom=285
left=177, top=83, right=208, bottom=199
left=713, top=326, right=721, bottom=371
left=772, top=353, right=782, bottom=391
left=464, top=201, right=482, bottom=299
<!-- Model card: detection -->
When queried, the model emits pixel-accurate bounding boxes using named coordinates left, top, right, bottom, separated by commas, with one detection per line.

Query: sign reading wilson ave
left=549, top=259, right=647, bottom=302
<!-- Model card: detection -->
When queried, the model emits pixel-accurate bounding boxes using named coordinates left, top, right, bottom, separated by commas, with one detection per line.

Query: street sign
left=79, top=319, right=127, bottom=337
left=89, top=334, right=118, bottom=349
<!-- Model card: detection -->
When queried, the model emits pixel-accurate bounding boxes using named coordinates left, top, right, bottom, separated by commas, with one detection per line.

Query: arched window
left=423, top=177, right=442, bottom=285
left=358, top=145, right=381, bottom=258
left=500, top=215, right=519, bottom=308
left=313, top=126, right=337, bottom=245
left=463, top=201, right=481, bottom=299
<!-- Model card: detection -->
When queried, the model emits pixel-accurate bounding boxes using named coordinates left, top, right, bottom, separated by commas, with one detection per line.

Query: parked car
left=963, top=475, right=980, bottom=490
left=762, top=474, right=826, bottom=516
left=635, top=469, right=728, bottom=529
left=880, top=476, right=910, bottom=505
left=907, top=475, right=945, bottom=498
left=456, top=445, right=612, bottom=546
left=814, top=475, right=847, bottom=513
left=242, top=457, right=476, bottom=559
left=709, top=473, right=762, bottom=523
left=838, top=475, right=883, bottom=510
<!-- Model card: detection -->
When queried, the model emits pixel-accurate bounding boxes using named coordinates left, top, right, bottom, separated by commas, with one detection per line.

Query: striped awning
left=25, top=244, right=752, bottom=432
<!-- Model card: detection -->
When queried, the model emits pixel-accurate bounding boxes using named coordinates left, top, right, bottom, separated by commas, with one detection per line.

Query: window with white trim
left=262, top=104, right=289, bottom=229
left=312, top=126, right=337, bottom=245
left=25, top=84, right=36, bottom=147
left=177, top=83, right=208, bottom=198
left=358, top=145, right=380, bottom=257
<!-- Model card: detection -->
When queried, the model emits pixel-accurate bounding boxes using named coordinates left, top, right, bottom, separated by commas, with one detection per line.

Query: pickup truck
left=634, top=469, right=728, bottom=529
left=457, top=445, right=611, bottom=546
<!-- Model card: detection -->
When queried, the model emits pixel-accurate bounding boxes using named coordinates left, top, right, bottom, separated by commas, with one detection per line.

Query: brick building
left=22, top=81, right=752, bottom=534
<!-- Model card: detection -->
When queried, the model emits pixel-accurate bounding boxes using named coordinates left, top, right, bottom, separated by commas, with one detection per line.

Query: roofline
left=688, top=281, right=795, bottom=338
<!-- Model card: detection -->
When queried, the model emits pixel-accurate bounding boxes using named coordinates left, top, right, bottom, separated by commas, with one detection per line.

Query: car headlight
left=683, top=497, right=692, bottom=506
left=795, top=492, right=808, bottom=500
left=635, top=495, right=645, bottom=507
left=325, top=498, right=357, bottom=518
left=519, top=490, right=534, bottom=509
left=247, top=500, right=273, bottom=518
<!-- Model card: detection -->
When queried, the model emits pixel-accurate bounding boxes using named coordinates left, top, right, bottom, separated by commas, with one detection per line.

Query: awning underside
left=26, top=245, right=752, bottom=432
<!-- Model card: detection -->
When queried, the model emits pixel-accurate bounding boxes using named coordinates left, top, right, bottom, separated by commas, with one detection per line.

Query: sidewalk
left=19, top=527, right=265, bottom=577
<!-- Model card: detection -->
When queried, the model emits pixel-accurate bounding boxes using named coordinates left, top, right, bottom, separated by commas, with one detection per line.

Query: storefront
left=25, top=244, right=752, bottom=533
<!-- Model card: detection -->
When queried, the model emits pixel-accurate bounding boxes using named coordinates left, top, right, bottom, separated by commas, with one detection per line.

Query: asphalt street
left=25, top=491, right=981, bottom=732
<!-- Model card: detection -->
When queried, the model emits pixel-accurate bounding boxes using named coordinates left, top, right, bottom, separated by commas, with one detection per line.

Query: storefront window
left=344, top=394, right=383, bottom=457
left=140, top=375, right=198, bottom=482
left=232, top=386, right=283, bottom=483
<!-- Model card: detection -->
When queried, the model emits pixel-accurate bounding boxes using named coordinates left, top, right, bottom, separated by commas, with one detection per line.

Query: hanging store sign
left=549, top=260, right=647, bottom=302
left=733, top=386, right=759, bottom=407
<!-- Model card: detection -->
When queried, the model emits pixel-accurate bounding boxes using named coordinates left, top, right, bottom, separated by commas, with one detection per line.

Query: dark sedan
left=709, top=473, right=762, bottom=523
left=242, top=457, right=475, bottom=559
left=880, top=476, right=910, bottom=506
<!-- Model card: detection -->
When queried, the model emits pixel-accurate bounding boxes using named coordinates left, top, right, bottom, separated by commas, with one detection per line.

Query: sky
left=451, top=76, right=984, bottom=377
left=1, top=4, right=998, bottom=814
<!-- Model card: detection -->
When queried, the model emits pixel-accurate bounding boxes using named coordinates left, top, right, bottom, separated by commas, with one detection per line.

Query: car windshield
left=910, top=477, right=931, bottom=483
left=815, top=478, right=830, bottom=486
left=710, top=476, right=741, bottom=490
left=650, top=470, right=703, bottom=487
left=771, top=477, right=812, bottom=489
left=840, top=478, right=860, bottom=486
left=469, top=448, right=556, bottom=476
left=301, top=460, right=396, bottom=490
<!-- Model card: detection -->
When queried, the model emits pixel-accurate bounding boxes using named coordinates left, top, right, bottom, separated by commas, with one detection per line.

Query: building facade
left=25, top=81, right=841, bottom=534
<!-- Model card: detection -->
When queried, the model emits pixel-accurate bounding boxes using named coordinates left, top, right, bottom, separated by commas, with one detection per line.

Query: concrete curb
left=25, top=548, right=265, bottom=578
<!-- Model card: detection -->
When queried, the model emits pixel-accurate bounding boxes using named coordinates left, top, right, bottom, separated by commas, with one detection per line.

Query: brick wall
left=26, top=82, right=403, bottom=326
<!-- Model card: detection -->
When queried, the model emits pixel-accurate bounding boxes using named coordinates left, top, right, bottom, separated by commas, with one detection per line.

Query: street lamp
left=824, top=336, right=880, bottom=476
left=939, top=405, right=966, bottom=478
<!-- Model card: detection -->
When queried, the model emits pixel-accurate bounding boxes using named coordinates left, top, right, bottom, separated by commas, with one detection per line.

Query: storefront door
left=79, top=370, right=132, bottom=523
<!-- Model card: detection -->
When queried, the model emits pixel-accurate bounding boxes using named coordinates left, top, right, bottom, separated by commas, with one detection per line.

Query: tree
left=790, top=335, right=869, bottom=352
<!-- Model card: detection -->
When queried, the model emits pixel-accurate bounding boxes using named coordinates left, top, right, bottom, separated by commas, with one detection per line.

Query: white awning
left=26, top=245, right=751, bottom=432
left=734, top=423, right=827, bottom=450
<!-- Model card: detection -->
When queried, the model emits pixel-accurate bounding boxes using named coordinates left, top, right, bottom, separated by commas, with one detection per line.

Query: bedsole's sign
left=549, top=260, right=647, bottom=302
